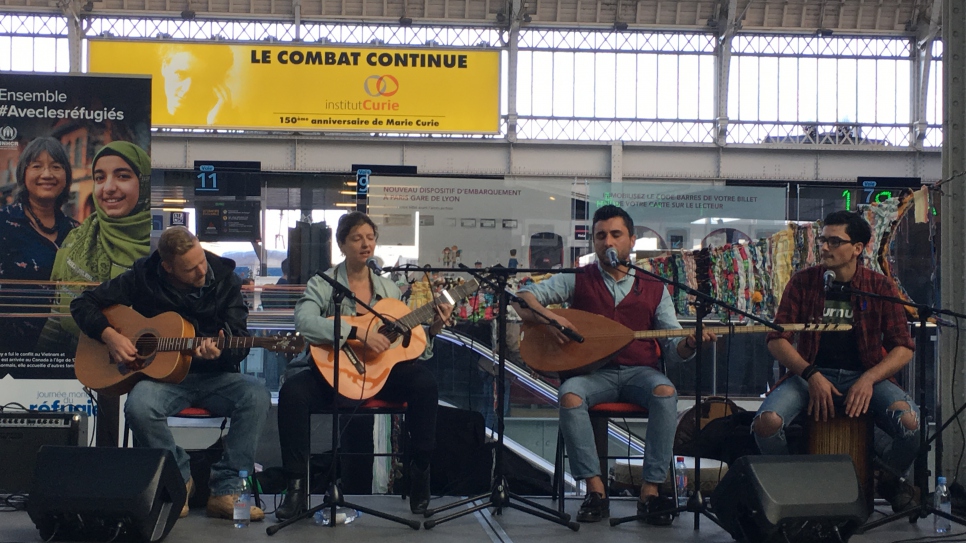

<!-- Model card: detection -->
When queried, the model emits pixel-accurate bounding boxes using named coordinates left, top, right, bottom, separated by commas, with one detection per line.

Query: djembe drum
left=807, top=411, right=874, bottom=509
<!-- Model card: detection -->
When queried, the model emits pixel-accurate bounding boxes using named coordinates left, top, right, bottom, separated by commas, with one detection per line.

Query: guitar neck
left=631, top=323, right=852, bottom=340
left=394, top=279, right=480, bottom=331
left=153, top=336, right=271, bottom=352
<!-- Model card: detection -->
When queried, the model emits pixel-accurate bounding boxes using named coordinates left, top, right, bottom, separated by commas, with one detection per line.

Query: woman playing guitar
left=275, top=211, right=453, bottom=520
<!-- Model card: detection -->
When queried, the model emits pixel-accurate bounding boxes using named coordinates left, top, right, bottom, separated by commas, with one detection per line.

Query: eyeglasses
left=817, top=236, right=855, bottom=249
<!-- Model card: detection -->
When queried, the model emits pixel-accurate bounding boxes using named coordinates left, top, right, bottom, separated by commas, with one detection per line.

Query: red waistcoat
left=572, top=263, right=665, bottom=369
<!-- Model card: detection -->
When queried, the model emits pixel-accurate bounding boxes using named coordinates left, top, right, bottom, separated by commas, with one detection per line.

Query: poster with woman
left=0, top=73, right=151, bottom=380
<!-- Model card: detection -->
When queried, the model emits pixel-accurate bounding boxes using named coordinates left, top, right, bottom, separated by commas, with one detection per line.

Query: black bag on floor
left=187, top=438, right=223, bottom=507
left=429, top=407, right=492, bottom=496
left=674, top=397, right=757, bottom=465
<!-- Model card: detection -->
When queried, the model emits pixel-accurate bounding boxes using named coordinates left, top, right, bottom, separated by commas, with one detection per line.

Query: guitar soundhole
left=378, top=323, right=401, bottom=342
left=134, top=334, right=158, bottom=358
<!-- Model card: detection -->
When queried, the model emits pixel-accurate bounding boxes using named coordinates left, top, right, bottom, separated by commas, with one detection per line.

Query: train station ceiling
left=0, top=0, right=935, bottom=36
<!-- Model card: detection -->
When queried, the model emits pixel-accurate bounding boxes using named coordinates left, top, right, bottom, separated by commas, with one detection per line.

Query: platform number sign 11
left=197, top=164, right=219, bottom=193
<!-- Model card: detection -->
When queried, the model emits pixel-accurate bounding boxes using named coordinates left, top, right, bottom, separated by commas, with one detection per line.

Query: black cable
left=717, top=319, right=736, bottom=487
left=886, top=530, right=966, bottom=543
left=83, top=387, right=98, bottom=446
left=41, top=520, right=59, bottom=543
left=105, top=521, right=123, bottom=543
left=0, top=402, right=29, bottom=412
left=950, top=317, right=964, bottom=487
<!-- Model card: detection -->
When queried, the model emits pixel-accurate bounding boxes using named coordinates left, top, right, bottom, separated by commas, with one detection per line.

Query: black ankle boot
left=409, top=464, right=431, bottom=515
left=275, top=478, right=307, bottom=521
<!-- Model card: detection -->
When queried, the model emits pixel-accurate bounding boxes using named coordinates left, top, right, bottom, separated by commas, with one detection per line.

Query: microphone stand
left=268, top=268, right=421, bottom=535
left=607, top=258, right=782, bottom=530
left=419, top=264, right=580, bottom=531
left=828, top=282, right=966, bottom=533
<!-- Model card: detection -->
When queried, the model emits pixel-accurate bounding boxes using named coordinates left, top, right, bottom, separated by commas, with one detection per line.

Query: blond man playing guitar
left=70, top=226, right=271, bottom=521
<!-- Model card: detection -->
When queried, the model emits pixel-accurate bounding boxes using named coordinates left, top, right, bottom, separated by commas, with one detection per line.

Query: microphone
left=560, top=326, right=585, bottom=344
left=605, top=247, right=621, bottom=268
left=823, top=270, right=836, bottom=292
left=366, top=257, right=384, bottom=275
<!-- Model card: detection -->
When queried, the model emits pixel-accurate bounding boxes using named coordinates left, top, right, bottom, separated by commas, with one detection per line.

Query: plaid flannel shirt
left=766, top=265, right=915, bottom=371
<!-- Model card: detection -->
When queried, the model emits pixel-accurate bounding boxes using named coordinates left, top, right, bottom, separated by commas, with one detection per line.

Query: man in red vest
left=514, top=205, right=715, bottom=524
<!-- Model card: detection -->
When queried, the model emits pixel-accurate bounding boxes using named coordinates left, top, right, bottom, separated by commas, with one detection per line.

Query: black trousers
left=277, top=361, right=438, bottom=477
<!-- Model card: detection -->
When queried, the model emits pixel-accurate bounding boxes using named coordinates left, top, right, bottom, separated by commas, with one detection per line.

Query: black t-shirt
left=814, top=283, right=863, bottom=372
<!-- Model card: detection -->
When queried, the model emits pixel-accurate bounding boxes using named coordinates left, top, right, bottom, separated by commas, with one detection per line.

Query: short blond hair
left=158, top=226, right=199, bottom=263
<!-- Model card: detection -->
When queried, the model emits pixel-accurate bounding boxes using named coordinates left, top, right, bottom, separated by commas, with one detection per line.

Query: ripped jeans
left=558, top=365, right=677, bottom=484
left=754, top=368, right=920, bottom=475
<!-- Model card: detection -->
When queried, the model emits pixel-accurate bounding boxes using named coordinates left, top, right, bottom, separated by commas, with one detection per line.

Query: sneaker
left=205, top=494, right=266, bottom=522
left=180, top=476, right=195, bottom=519
left=576, top=492, right=609, bottom=523
left=636, top=494, right=674, bottom=526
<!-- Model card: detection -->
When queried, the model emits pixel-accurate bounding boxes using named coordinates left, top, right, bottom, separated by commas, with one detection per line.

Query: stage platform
left=0, top=494, right=956, bottom=543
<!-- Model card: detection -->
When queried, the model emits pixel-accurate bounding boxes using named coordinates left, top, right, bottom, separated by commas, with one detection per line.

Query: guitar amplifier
left=0, top=412, right=88, bottom=495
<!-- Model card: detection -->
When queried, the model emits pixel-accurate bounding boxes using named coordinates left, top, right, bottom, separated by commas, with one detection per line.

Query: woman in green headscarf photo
left=35, top=140, right=152, bottom=353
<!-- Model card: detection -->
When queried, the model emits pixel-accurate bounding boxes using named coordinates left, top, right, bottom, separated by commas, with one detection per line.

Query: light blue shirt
left=518, top=262, right=691, bottom=365
left=294, top=262, right=435, bottom=360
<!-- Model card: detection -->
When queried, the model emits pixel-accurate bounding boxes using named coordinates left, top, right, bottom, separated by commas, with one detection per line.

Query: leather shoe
left=206, top=494, right=265, bottom=522
left=637, top=494, right=674, bottom=526
left=409, top=463, right=431, bottom=515
left=275, top=478, right=308, bottom=521
left=180, top=476, right=195, bottom=518
left=878, top=472, right=920, bottom=514
left=576, top=492, right=609, bottom=522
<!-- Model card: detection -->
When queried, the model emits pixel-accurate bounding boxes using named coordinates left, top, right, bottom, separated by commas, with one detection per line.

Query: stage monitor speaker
left=28, top=446, right=185, bottom=542
left=0, top=411, right=87, bottom=495
left=710, top=454, right=869, bottom=543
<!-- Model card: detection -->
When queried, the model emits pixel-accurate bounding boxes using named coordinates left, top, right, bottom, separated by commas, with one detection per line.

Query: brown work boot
left=180, top=476, right=195, bottom=518
left=205, top=494, right=265, bottom=522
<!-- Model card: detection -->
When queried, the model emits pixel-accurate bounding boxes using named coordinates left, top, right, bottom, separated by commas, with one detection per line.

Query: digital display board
left=194, top=160, right=261, bottom=197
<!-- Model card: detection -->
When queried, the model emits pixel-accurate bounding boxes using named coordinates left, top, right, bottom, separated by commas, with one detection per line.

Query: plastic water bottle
left=935, top=476, right=951, bottom=534
left=233, top=470, right=251, bottom=528
left=314, top=507, right=360, bottom=525
left=675, top=456, right=689, bottom=507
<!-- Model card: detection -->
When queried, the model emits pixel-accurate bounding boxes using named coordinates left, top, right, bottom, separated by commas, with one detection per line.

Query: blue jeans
left=125, top=372, right=271, bottom=496
left=559, top=365, right=676, bottom=484
left=754, top=368, right=920, bottom=474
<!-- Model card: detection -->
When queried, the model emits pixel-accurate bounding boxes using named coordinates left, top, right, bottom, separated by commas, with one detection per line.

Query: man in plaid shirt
left=752, top=210, right=919, bottom=513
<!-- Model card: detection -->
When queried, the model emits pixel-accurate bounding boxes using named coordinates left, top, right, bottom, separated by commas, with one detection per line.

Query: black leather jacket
left=70, top=250, right=250, bottom=373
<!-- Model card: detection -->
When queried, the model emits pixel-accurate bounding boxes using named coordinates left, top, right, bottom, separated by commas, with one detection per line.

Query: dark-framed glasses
left=817, top=235, right=855, bottom=249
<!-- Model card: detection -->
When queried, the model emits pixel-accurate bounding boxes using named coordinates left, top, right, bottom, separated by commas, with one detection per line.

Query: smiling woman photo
left=0, top=137, right=79, bottom=352
left=35, top=140, right=152, bottom=353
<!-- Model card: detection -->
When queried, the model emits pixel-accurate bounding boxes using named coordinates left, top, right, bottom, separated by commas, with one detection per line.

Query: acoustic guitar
left=520, top=308, right=852, bottom=378
left=311, top=279, right=479, bottom=400
left=75, top=305, right=305, bottom=396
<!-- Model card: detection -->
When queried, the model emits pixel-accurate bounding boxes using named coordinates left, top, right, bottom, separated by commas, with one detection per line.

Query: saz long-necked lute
left=519, top=308, right=851, bottom=378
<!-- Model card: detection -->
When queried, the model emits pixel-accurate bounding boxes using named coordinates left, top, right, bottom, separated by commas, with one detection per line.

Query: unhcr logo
left=0, top=126, right=17, bottom=149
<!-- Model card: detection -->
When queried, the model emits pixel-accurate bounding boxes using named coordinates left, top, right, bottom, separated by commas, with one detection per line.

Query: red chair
left=122, top=406, right=258, bottom=508
left=122, top=406, right=226, bottom=447
left=552, top=402, right=650, bottom=514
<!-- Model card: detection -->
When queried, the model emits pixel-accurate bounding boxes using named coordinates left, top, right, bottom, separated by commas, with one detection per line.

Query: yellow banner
left=88, top=40, right=501, bottom=133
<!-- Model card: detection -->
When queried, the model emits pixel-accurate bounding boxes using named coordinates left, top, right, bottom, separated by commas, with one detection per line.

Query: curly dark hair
left=592, top=204, right=634, bottom=234
left=823, top=210, right=872, bottom=246
left=335, top=211, right=378, bottom=246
